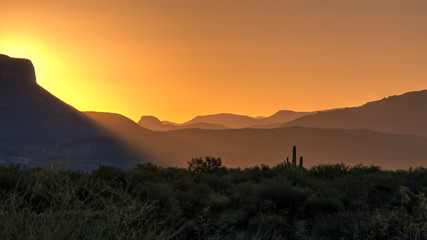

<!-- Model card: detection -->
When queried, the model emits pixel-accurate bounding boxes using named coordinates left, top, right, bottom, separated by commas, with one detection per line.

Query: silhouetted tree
left=187, top=157, right=222, bottom=174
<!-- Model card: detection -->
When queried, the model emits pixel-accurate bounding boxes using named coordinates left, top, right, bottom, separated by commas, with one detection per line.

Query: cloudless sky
left=1, top=0, right=426, bottom=123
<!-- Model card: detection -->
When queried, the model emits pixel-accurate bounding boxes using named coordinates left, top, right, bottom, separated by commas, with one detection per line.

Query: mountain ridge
left=283, top=90, right=427, bottom=136
left=139, top=110, right=315, bottom=131
left=86, top=111, right=427, bottom=169
left=0, top=55, right=142, bottom=170
left=138, top=115, right=229, bottom=131
left=1, top=54, right=426, bottom=170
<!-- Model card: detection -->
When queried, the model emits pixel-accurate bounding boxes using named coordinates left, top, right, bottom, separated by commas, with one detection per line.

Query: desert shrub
left=0, top=163, right=425, bottom=239
left=248, top=214, right=291, bottom=240
left=303, top=193, right=344, bottom=216
left=0, top=168, right=184, bottom=240
left=255, top=178, right=309, bottom=210
left=200, top=173, right=232, bottom=192
left=308, top=163, right=349, bottom=179
left=92, top=165, right=123, bottom=180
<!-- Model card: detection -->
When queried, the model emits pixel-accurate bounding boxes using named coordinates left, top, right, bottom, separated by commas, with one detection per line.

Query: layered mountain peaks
left=138, top=111, right=316, bottom=131
left=138, top=116, right=164, bottom=128
left=1, top=54, right=426, bottom=169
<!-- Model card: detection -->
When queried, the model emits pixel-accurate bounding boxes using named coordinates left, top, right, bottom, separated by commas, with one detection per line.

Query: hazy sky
left=1, top=0, right=426, bottom=123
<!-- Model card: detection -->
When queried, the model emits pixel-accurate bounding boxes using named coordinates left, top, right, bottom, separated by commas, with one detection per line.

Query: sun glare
left=0, top=36, right=62, bottom=90
left=0, top=35, right=124, bottom=116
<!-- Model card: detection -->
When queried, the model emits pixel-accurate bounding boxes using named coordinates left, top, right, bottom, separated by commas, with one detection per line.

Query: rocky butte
left=0, top=54, right=37, bottom=86
left=0, top=55, right=141, bottom=170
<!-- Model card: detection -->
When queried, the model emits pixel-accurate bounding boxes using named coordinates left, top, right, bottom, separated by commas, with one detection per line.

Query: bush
left=0, top=163, right=425, bottom=239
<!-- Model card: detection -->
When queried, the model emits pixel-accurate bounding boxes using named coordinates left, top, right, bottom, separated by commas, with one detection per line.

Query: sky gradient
left=1, top=0, right=427, bottom=123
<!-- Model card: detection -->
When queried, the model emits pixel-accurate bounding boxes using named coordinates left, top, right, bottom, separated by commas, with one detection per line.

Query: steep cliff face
left=0, top=54, right=101, bottom=139
left=0, top=55, right=143, bottom=170
left=0, top=54, right=36, bottom=86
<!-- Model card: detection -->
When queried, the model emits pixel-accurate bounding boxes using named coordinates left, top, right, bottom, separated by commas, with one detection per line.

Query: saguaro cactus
left=285, top=146, right=303, bottom=170
left=299, top=156, right=303, bottom=170
left=292, top=145, right=297, bottom=168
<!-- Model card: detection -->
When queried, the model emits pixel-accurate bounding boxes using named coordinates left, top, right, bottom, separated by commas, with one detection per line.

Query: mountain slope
left=139, top=110, right=315, bottom=130
left=0, top=54, right=102, bottom=139
left=183, top=111, right=315, bottom=128
left=182, top=113, right=256, bottom=128
left=0, top=55, right=142, bottom=169
left=283, top=90, right=427, bottom=136
left=138, top=115, right=228, bottom=131
left=258, top=110, right=315, bottom=125
left=99, top=90, right=427, bottom=169
left=2, top=54, right=425, bottom=170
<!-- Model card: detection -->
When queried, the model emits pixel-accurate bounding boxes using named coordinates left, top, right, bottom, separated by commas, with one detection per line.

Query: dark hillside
left=284, top=90, right=427, bottom=136
left=0, top=55, right=142, bottom=170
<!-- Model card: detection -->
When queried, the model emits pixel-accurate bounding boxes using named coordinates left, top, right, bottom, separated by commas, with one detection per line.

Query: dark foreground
left=0, top=161, right=426, bottom=240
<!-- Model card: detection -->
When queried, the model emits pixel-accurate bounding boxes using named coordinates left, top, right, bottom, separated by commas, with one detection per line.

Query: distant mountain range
left=82, top=112, right=427, bottom=169
left=87, top=87, right=427, bottom=169
left=138, top=110, right=315, bottom=131
left=138, top=116, right=229, bottom=131
left=1, top=54, right=426, bottom=169
left=139, top=90, right=427, bottom=137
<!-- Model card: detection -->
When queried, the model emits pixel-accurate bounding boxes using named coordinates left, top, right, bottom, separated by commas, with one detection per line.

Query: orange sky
left=1, top=0, right=427, bottom=123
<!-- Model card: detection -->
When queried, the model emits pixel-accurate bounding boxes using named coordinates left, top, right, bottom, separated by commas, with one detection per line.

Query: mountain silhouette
left=88, top=111, right=427, bottom=169
left=139, top=110, right=315, bottom=131
left=283, top=90, right=427, bottom=136
left=138, top=115, right=228, bottom=131
left=85, top=112, right=152, bottom=143
left=182, top=111, right=315, bottom=128
left=0, top=55, right=141, bottom=169
left=80, top=91, right=427, bottom=169
left=183, top=113, right=257, bottom=128
left=2, top=54, right=426, bottom=170
left=0, top=54, right=101, bottom=139
left=248, top=110, right=317, bottom=128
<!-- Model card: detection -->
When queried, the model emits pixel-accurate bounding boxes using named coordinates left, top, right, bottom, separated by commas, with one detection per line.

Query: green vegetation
left=0, top=161, right=426, bottom=239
